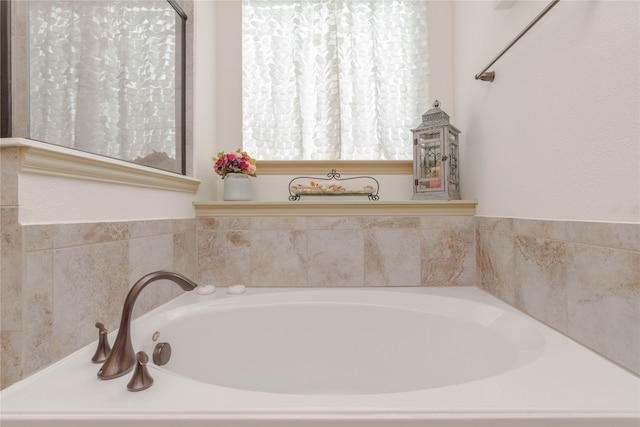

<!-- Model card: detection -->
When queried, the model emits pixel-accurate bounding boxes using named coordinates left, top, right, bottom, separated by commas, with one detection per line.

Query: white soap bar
left=196, top=284, right=216, bottom=295
left=227, top=284, right=247, bottom=295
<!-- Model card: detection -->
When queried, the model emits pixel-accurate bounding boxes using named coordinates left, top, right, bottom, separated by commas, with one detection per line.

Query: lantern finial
left=433, top=100, right=440, bottom=108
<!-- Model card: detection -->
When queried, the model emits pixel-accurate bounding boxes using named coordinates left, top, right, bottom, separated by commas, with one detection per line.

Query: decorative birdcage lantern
left=411, top=100, right=461, bottom=200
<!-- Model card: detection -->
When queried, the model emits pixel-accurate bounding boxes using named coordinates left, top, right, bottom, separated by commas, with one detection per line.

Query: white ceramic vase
left=223, top=173, right=252, bottom=201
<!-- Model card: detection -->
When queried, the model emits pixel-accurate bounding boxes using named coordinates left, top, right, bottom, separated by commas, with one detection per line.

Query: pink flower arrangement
left=213, top=149, right=257, bottom=179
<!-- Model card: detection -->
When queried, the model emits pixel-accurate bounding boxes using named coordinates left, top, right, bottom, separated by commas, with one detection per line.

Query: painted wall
left=193, top=0, right=219, bottom=203
left=9, top=1, right=638, bottom=220
left=452, top=0, right=639, bottom=223
left=20, top=173, right=197, bottom=224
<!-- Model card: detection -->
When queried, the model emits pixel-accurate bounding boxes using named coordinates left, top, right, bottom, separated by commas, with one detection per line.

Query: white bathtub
left=1, top=286, right=639, bottom=426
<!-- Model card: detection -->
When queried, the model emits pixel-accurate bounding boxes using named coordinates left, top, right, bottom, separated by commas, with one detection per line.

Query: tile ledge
left=194, top=200, right=477, bottom=217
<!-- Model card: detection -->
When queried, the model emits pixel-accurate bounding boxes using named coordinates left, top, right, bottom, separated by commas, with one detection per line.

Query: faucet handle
left=91, top=322, right=111, bottom=363
left=127, top=351, right=154, bottom=392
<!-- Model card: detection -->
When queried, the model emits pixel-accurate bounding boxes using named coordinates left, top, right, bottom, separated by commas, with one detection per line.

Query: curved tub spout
left=97, top=271, right=198, bottom=380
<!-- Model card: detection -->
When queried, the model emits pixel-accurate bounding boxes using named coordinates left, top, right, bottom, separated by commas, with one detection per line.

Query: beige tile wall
left=477, top=217, right=640, bottom=375
left=196, top=216, right=476, bottom=288
left=2, top=207, right=638, bottom=389
left=1, top=148, right=21, bottom=388
left=1, top=215, right=197, bottom=389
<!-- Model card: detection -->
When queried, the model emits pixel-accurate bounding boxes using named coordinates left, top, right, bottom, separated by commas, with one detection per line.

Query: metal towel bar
left=475, top=0, right=560, bottom=82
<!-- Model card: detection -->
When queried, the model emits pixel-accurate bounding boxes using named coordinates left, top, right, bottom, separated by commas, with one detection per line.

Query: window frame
left=214, top=0, right=454, bottom=170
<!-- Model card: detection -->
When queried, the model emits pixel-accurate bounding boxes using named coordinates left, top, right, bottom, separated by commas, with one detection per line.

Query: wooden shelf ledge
left=194, top=200, right=477, bottom=217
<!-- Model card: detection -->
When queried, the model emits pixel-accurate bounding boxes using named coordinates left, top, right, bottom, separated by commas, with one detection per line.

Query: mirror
left=27, top=0, right=186, bottom=174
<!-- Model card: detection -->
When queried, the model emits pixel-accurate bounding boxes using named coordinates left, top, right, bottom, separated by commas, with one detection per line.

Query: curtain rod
left=475, top=0, right=560, bottom=82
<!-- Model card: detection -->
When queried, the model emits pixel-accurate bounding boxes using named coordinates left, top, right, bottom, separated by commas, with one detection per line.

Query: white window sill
left=257, top=160, right=412, bottom=175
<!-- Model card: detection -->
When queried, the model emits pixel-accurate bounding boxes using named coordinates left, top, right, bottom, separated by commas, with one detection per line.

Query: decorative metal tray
left=288, top=169, right=380, bottom=201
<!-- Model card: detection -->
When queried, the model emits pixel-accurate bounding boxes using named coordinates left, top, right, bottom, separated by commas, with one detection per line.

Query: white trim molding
left=8, top=140, right=200, bottom=193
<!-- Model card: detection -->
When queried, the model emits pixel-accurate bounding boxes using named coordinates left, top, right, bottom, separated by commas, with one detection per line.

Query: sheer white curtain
left=242, top=0, right=429, bottom=160
left=29, top=1, right=177, bottom=162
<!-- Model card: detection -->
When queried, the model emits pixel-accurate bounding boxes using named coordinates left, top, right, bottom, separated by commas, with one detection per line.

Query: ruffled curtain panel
left=29, top=1, right=177, bottom=163
left=242, top=0, right=430, bottom=160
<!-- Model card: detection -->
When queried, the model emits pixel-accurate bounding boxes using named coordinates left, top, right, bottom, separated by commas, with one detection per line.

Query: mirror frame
left=0, top=0, right=11, bottom=137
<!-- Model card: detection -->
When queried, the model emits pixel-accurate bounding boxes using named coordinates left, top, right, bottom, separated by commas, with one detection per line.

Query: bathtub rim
left=1, top=286, right=639, bottom=427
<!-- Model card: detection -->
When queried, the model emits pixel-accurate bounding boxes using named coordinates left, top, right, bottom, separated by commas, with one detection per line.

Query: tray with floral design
left=288, top=170, right=380, bottom=201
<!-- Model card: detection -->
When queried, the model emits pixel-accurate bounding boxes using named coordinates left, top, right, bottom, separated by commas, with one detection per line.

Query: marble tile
left=221, top=217, right=252, bottom=230
left=173, top=229, right=198, bottom=280
left=513, top=236, right=568, bottom=332
left=52, top=241, right=129, bottom=360
left=478, top=216, right=640, bottom=375
left=250, top=230, right=308, bottom=286
left=421, top=229, right=475, bottom=286
left=564, top=221, right=639, bottom=251
left=53, top=222, right=130, bottom=248
left=129, top=234, right=180, bottom=319
left=1, top=331, right=22, bottom=389
left=197, top=218, right=222, bottom=230
left=23, top=225, right=53, bottom=252
left=476, top=216, right=513, bottom=234
left=1, top=207, right=22, bottom=330
left=197, top=230, right=251, bottom=286
left=566, top=244, right=640, bottom=374
left=23, top=251, right=54, bottom=376
left=307, top=229, right=364, bottom=286
left=510, top=219, right=640, bottom=252
left=420, top=216, right=475, bottom=230
left=511, top=218, right=566, bottom=241
left=199, top=217, right=252, bottom=231
left=172, top=218, right=197, bottom=234
left=307, top=216, right=362, bottom=230
left=364, top=229, right=420, bottom=286
left=129, top=234, right=174, bottom=282
left=476, top=229, right=517, bottom=304
left=250, top=217, right=307, bottom=230
left=360, top=216, right=421, bottom=230
left=128, top=219, right=174, bottom=239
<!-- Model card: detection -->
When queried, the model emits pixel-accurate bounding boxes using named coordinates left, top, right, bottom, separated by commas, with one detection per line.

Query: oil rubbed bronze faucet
left=97, top=271, right=198, bottom=380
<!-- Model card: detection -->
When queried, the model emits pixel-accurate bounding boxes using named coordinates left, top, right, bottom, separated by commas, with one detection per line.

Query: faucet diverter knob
left=91, top=322, right=111, bottom=363
left=127, top=351, right=154, bottom=392
left=153, top=342, right=172, bottom=366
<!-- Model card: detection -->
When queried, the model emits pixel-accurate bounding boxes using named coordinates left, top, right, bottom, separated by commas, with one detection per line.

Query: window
left=242, top=0, right=429, bottom=161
